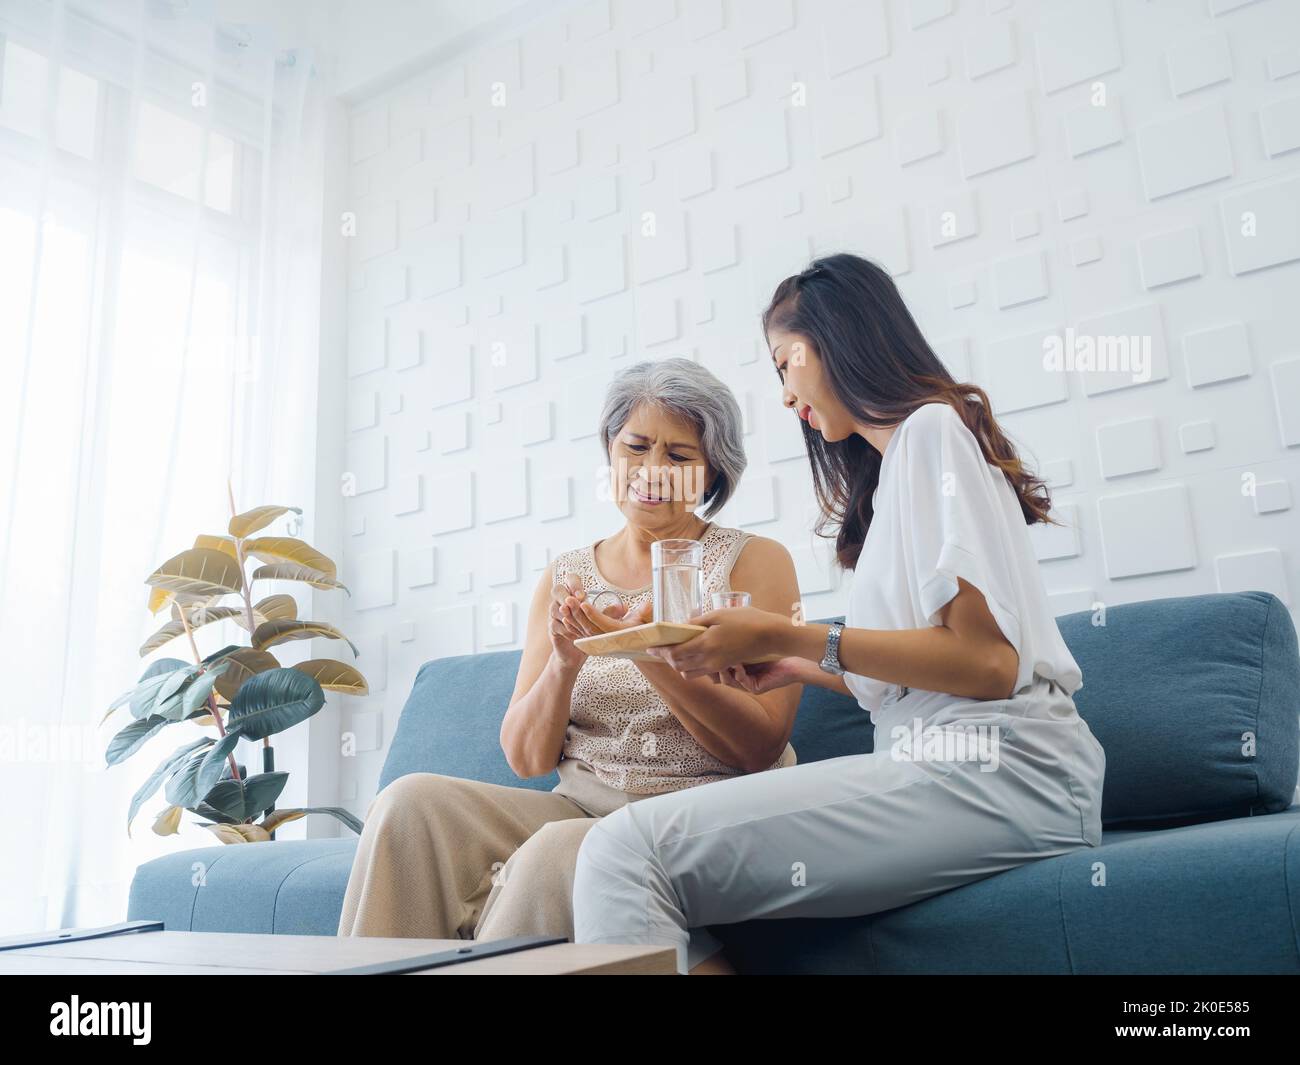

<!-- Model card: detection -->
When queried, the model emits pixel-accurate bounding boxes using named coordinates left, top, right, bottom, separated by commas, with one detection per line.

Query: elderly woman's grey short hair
left=597, top=357, right=747, bottom=519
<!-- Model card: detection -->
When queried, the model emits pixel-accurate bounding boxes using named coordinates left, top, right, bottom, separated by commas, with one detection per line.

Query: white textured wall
left=334, top=0, right=1300, bottom=801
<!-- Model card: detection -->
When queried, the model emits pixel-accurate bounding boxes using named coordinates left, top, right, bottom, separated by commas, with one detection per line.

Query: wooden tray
left=574, top=621, right=783, bottom=664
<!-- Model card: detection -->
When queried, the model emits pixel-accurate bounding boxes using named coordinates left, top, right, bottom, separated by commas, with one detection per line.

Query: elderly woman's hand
left=550, top=576, right=654, bottom=646
left=648, top=605, right=786, bottom=678
left=547, top=575, right=591, bottom=667
left=565, top=593, right=654, bottom=637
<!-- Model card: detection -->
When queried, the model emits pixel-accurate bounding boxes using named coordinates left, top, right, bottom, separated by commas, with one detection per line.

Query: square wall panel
left=1219, top=175, right=1300, bottom=275
left=1182, top=322, right=1250, bottom=388
left=1214, top=549, right=1289, bottom=606
left=482, top=457, right=529, bottom=523
left=1096, top=417, right=1162, bottom=479
left=1074, top=303, right=1170, bottom=396
left=1137, top=104, right=1233, bottom=201
left=1034, top=0, right=1121, bottom=95
left=429, top=470, right=474, bottom=534
left=1137, top=226, right=1203, bottom=289
left=1096, top=484, right=1197, bottom=579
left=1029, top=503, right=1081, bottom=561
left=345, top=433, right=387, bottom=495
left=1271, top=358, right=1300, bottom=447
left=985, top=327, right=1069, bottom=414
left=353, top=549, right=396, bottom=611
left=957, top=89, right=1036, bottom=178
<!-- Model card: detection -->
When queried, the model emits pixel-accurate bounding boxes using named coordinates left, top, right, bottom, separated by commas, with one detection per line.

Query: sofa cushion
left=127, top=839, right=357, bottom=936
left=1056, top=591, right=1299, bottom=828
left=378, top=593, right=1299, bottom=830
left=711, top=805, right=1300, bottom=974
left=775, top=594, right=1299, bottom=829
left=378, top=649, right=553, bottom=795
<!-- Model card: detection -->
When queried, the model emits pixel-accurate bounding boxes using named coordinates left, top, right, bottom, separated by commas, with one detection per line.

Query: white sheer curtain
left=0, top=0, right=326, bottom=933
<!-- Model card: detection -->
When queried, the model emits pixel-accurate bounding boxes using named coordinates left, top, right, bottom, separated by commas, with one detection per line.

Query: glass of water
left=711, top=591, right=751, bottom=610
left=651, top=539, right=704, bottom=623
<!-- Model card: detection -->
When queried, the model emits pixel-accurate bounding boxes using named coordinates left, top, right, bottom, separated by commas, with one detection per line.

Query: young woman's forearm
left=635, top=660, right=790, bottom=772
left=500, top=653, right=582, bottom=777
left=775, top=622, right=1009, bottom=701
left=783, top=656, right=852, bottom=695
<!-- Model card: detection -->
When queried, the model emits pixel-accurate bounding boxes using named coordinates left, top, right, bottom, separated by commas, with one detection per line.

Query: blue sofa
left=128, top=590, right=1300, bottom=973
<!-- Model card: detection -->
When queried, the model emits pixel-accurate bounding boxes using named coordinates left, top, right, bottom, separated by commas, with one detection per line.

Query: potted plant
left=103, top=490, right=367, bottom=843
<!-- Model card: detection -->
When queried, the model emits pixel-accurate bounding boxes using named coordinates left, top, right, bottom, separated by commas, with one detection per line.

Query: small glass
left=711, top=591, right=751, bottom=610
left=651, top=538, right=704, bottom=623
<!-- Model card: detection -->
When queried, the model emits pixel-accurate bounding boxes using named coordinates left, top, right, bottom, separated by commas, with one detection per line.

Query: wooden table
left=0, top=929, right=677, bottom=975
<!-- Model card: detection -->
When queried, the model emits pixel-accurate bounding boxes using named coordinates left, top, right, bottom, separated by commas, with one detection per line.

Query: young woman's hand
left=648, top=605, right=785, bottom=677
left=718, top=658, right=810, bottom=694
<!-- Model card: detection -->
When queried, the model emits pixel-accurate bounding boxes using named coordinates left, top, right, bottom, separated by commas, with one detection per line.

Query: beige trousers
left=336, top=749, right=797, bottom=944
left=336, top=759, right=634, bottom=943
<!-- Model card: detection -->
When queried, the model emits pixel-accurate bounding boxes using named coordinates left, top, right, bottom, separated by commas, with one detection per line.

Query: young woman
left=570, top=253, right=1107, bottom=975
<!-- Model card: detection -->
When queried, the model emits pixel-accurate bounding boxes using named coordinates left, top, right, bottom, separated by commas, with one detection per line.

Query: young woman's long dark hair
left=761, top=252, right=1059, bottom=570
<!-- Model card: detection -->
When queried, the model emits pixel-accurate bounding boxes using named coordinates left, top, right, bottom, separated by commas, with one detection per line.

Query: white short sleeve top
left=842, top=402, right=1083, bottom=719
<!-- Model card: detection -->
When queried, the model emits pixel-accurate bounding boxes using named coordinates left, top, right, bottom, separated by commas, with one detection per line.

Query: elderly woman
left=337, top=357, right=802, bottom=956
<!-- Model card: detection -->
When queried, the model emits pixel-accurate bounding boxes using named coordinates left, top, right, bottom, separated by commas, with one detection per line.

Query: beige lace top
left=551, top=522, right=797, bottom=796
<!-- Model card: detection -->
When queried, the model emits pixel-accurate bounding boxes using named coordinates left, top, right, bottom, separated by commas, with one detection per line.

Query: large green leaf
left=164, top=747, right=212, bottom=808
left=105, top=714, right=170, bottom=766
left=103, top=658, right=188, bottom=725
left=139, top=657, right=189, bottom=682
left=238, top=772, right=289, bottom=820
left=127, top=737, right=213, bottom=834
left=178, top=661, right=231, bottom=718
left=127, top=672, right=174, bottom=720
left=193, top=796, right=243, bottom=825
left=227, top=668, right=325, bottom=741
left=193, top=731, right=242, bottom=801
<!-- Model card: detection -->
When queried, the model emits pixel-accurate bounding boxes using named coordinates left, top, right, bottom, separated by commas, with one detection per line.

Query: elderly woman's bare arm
left=499, top=564, right=584, bottom=778
left=630, top=536, right=803, bottom=772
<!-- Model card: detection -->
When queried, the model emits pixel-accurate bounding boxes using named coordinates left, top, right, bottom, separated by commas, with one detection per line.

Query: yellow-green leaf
left=291, top=660, right=369, bottom=695
left=149, top=587, right=226, bottom=616
left=152, top=805, right=183, bottom=837
left=204, top=823, right=250, bottom=844
left=140, top=606, right=244, bottom=657
left=261, top=809, right=306, bottom=833
left=228, top=505, right=302, bottom=540
left=194, top=534, right=239, bottom=560
left=252, top=619, right=359, bottom=657
left=146, top=548, right=244, bottom=597
left=231, top=593, right=298, bottom=632
left=251, top=563, right=350, bottom=595
left=243, top=537, right=335, bottom=578
left=253, top=594, right=297, bottom=622
left=212, top=648, right=280, bottom=701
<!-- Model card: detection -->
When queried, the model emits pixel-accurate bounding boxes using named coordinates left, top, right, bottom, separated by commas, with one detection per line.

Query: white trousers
left=571, top=675, right=1106, bottom=973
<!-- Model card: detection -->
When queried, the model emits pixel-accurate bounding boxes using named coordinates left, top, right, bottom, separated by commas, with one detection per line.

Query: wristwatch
left=819, top=621, right=846, bottom=675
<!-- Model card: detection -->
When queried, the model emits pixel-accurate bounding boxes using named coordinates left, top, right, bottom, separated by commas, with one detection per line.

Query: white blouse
left=842, top=402, right=1083, bottom=721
